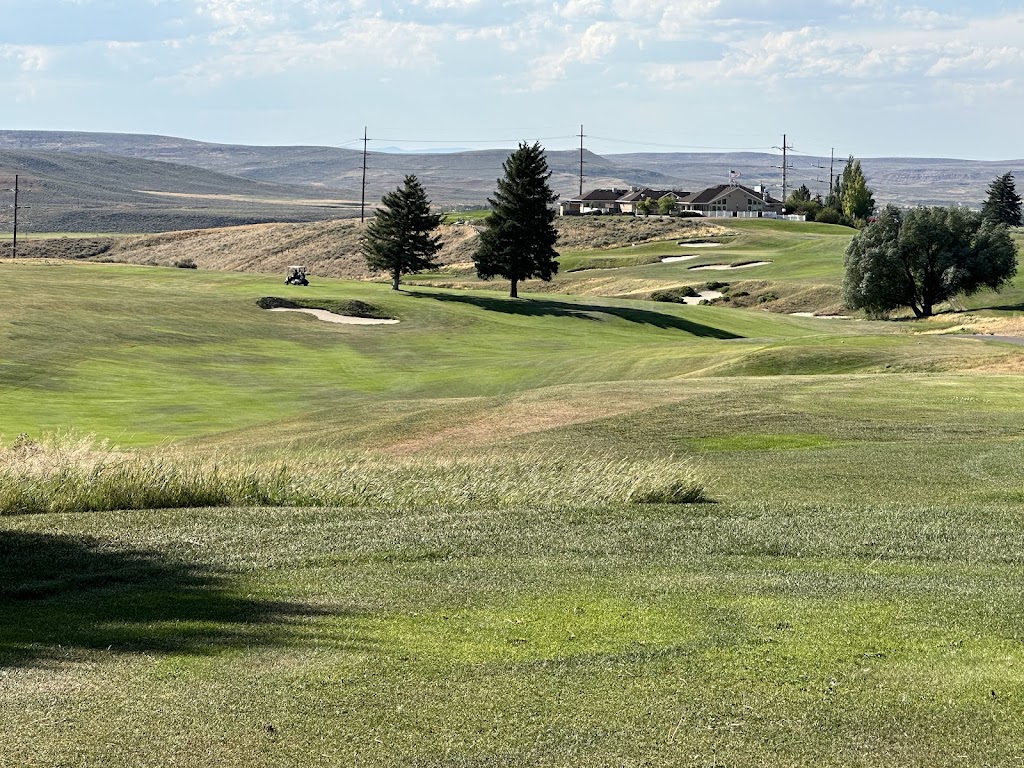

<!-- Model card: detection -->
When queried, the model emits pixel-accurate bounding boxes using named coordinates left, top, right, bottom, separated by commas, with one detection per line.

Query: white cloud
left=1, top=45, right=53, bottom=72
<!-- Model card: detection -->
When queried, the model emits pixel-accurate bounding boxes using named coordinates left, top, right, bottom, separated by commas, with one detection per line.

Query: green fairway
left=4, top=249, right=1024, bottom=766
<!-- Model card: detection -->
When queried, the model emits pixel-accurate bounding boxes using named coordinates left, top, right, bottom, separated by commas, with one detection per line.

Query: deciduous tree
left=840, top=157, right=875, bottom=223
left=474, top=142, right=559, bottom=298
left=362, top=174, right=442, bottom=291
left=843, top=205, right=1017, bottom=318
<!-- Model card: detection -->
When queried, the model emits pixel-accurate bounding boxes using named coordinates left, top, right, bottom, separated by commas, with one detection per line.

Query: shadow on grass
left=0, top=531, right=365, bottom=668
left=416, top=292, right=743, bottom=339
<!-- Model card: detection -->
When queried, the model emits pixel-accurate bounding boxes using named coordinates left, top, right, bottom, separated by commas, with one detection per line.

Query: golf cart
left=285, top=265, right=309, bottom=286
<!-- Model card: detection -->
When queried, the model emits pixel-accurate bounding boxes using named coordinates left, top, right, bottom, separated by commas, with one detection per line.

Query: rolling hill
left=0, top=149, right=361, bottom=232
left=2, top=130, right=1019, bottom=219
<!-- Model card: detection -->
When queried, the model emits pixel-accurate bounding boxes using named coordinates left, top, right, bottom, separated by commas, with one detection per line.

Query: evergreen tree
left=983, top=172, right=1023, bottom=227
left=362, top=175, right=443, bottom=291
left=840, top=156, right=875, bottom=222
left=474, top=142, right=559, bottom=298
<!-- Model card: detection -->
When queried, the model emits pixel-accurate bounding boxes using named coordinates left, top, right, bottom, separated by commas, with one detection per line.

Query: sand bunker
left=689, top=262, right=772, bottom=271
left=661, top=255, right=700, bottom=263
left=269, top=308, right=399, bottom=325
left=680, top=291, right=723, bottom=305
left=678, top=242, right=723, bottom=248
left=790, top=312, right=852, bottom=319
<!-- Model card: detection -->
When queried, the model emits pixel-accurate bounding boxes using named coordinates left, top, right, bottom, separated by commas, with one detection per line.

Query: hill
left=3, top=130, right=1020, bottom=211
left=0, top=149, right=361, bottom=232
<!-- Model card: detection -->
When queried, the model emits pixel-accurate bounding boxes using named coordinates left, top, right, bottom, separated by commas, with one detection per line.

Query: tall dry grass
left=0, top=433, right=707, bottom=515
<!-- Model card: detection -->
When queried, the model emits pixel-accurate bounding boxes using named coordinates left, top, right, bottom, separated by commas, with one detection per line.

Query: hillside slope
left=3, top=130, right=1021, bottom=207
left=85, top=216, right=730, bottom=282
left=0, top=150, right=360, bottom=232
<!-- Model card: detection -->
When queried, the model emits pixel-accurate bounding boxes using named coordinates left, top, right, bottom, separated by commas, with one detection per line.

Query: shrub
left=816, top=208, right=843, bottom=225
left=702, top=281, right=728, bottom=292
left=756, top=293, right=778, bottom=304
left=173, top=257, right=198, bottom=269
left=651, top=286, right=700, bottom=303
left=256, top=296, right=299, bottom=310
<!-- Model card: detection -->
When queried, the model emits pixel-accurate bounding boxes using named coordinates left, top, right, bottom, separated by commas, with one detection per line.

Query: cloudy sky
left=2, top=0, right=1022, bottom=159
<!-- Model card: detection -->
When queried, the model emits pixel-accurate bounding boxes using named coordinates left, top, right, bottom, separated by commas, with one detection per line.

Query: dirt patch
left=933, top=315, right=1024, bottom=337
left=555, top=217, right=732, bottom=250
left=384, top=386, right=682, bottom=455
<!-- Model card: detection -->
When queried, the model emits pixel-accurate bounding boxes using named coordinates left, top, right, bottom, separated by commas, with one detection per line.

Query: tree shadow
left=414, top=292, right=743, bottom=339
left=0, top=530, right=369, bottom=668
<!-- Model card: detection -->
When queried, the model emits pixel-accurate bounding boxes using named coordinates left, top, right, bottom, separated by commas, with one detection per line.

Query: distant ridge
left=0, top=130, right=1020, bottom=232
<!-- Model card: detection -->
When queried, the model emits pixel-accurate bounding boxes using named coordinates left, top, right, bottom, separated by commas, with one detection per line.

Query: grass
left=3, top=229, right=1024, bottom=765
left=0, top=433, right=706, bottom=514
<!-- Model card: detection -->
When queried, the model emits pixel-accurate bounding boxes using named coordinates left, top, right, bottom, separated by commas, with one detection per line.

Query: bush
left=702, top=281, right=728, bottom=292
left=816, top=208, right=843, bottom=225
left=651, top=286, right=700, bottom=303
left=173, top=257, right=198, bottom=269
left=256, top=297, right=395, bottom=319
left=256, top=296, right=299, bottom=310
left=756, top=293, right=778, bottom=304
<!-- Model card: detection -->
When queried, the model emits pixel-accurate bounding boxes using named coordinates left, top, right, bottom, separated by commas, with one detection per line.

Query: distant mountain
left=0, top=131, right=1019, bottom=233
left=0, top=148, right=360, bottom=232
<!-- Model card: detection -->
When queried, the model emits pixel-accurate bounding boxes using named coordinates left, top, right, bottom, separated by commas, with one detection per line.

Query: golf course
left=3, top=218, right=1024, bottom=766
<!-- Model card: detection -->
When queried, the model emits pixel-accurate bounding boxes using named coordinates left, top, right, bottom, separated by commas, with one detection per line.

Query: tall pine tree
left=362, top=175, right=443, bottom=291
left=474, top=142, right=559, bottom=298
left=983, top=172, right=1023, bottom=227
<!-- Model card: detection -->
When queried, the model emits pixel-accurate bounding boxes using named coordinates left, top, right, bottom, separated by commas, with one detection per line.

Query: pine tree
left=983, top=172, right=1023, bottom=227
left=474, top=142, right=559, bottom=298
left=362, top=175, right=442, bottom=291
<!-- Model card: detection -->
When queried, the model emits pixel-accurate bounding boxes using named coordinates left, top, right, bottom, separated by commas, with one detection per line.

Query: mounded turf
left=3, top=232, right=1024, bottom=765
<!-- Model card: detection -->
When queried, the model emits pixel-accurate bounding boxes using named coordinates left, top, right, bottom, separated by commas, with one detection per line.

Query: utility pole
left=772, top=134, right=794, bottom=203
left=781, top=134, right=792, bottom=202
left=829, top=148, right=835, bottom=198
left=12, top=175, right=18, bottom=259
left=8, top=175, right=27, bottom=259
left=578, top=124, right=585, bottom=196
left=360, top=127, right=368, bottom=223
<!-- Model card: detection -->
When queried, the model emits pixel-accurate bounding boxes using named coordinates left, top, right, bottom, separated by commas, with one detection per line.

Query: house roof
left=570, top=188, right=627, bottom=203
left=617, top=188, right=682, bottom=203
left=680, top=184, right=782, bottom=205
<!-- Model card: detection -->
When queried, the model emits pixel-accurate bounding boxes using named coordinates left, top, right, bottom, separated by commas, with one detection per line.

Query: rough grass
left=0, top=433, right=707, bottom=515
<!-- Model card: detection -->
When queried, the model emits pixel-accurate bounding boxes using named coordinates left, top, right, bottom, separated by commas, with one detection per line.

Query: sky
left=2, top=0, right=1023, bottom=159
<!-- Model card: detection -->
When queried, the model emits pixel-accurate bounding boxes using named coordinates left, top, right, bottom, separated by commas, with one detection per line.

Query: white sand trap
left=661, top=255, right=700, bottom=263
left=688, top=261, right=772, bottom=271
left=790, top=312, right=853, bottom=319
left=681, top=291, right=723, bottom=305
left=269, top=307, right=399, bottom=325
left=678, top=242, right=723, bottom=248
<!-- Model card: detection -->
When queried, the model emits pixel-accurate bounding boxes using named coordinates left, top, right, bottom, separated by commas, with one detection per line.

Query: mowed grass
left=4, top=256, right=1024, bottom=765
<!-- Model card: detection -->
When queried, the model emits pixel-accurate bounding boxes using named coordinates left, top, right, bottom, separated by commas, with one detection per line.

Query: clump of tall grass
left=0, top=434, right=708, bottom=515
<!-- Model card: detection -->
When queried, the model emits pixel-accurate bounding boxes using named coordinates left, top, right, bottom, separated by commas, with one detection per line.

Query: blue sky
left=2, top=0, right=1023, bottom=159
